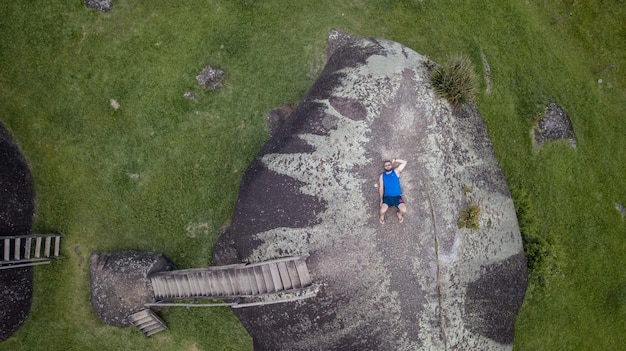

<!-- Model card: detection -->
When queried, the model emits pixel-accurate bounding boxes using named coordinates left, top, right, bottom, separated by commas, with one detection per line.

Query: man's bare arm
left=393, top=158, right=407, bottom=174
left=379, top=174, right=385, bottom=203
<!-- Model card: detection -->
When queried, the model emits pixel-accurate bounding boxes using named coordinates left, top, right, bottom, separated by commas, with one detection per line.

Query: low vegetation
left=457, top=203, right=481, bottom=230
left=429, top=55, right=478, bottom=106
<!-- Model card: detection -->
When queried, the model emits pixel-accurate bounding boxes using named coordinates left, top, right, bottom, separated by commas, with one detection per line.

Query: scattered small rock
left=110, top=99, right=120, bottom=110
left=84, top=0, right=112, bottom=13
left=196, top=65, right=225, bottom=91
left=481, top=51, right=492, bottom=95
left=616, top=203, right=626, bottom=220
left=532, top=102, right=576, bottom=150
left=183, top=92, right=197, bottom=101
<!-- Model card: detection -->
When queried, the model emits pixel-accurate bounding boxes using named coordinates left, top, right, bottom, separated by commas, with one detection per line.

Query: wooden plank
left=243, top=268, right=255, bottom=294
left=253, top=266, right=267, bottom=294
left=234, top=270, right=246, bottom=295
left=224, top=270, right=237, bottom=295
left=3, top=238, right=10, bottom=261
left=261, top=264, right=275, bottom=292
left=277, top=261, right=293, bottom=290
left=286, top=260, right=302, bottom=288
left=162, top=276, right=173, bottom=298
left=24, top=238, right=32, bottom=260
left=150, top=278, right=163, bottom=298
left=153, top=277, right=165, bottom=298
left=174, top=276, right=185, bottom=297
left=295, top=259, right=312, bottom=286
left=245, top=256, right=303, bottom=268
left=158, top=277, right=168, bottom=298
left=150, top=278, right=160, bottom=298
left=14, top=238, right=20, bottom=260
left=231, top=291, right=318, bottom=308
left=246, top=267, right=259, bottom=295
left=44, top=236, right=52, bottom=257
left=215, top=271, right=233, bottom=296
left=182, top=274, right=190, bottom=296
left=53, top=236, right=61, bottom=257
left=190, top=273, right=202, bottom=296
left=34, top=237, right=42, bottom=258
left=202, top=271, right=213, bottom=296
left=210, top=271, right=222, bottom=296
left=130, top=309, right=151, bottom=323
left=269, top=263, right=284, bottom=292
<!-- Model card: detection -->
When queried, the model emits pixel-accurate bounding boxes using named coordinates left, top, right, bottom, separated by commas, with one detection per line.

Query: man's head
left=383, top=160, right=393, bottom=172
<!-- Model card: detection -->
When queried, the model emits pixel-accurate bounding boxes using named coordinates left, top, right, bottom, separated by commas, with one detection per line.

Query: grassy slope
left=0, top=1, right=624, bottom=350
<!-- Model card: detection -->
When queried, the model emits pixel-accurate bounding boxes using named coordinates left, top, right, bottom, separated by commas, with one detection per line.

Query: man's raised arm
left=393, top=158, right=407, bottom=174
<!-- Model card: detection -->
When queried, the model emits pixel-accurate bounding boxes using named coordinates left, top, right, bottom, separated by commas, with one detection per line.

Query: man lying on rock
left=378, top=158, right=407, bottom=224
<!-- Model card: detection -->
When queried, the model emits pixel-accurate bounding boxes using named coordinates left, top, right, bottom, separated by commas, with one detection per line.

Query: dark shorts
left=383, top=196, right=404, bottom=208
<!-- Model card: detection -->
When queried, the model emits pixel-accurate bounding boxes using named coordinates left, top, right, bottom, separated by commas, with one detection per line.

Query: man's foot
left=379, top=216, right=385, bottom=224
left=397, top=213, right=404, bottom=223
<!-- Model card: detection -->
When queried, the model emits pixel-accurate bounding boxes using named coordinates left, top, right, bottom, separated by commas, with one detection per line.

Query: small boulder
left=84, top=0, right=112, bottom=13
left=90, top=251, right=175, bottom=327
left=616, top=202, right=626, bottom=220
left=196, top=65, right=225, bottom=91
left=183, top=92, right=197, bottom=101
left=533, top=102, right=576, bottom=150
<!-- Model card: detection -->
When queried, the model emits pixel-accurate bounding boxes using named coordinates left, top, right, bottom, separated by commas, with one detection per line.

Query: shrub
left=510, top=184, right=562, bottom=292
left=457, top=203, right=481, bottom=230
left=429, top=55, right=478, bottom=107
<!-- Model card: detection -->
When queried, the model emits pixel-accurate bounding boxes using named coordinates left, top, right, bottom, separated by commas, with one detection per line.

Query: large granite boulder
left=89, top=251, right=175, bottom=327
left=213, top=31, right=527, bottom=350
left=0, top=121, right=35, bottom=342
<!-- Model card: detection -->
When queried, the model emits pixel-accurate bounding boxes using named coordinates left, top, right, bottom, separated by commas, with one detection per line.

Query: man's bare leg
left=397, top=203, right=407, bottom=223
left=379, top=203, right=389, bottom=224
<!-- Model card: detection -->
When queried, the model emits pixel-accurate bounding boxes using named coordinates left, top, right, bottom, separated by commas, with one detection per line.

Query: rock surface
left=532, top=102, right=576, bottom=150
left=213, top=31, right=527, bottom=350
left=0, top=121, right=35, bottom=341
left=84, top=0, right=112, bottom=13
left=196, top=65, right=225, bottom=91
left=89, top=251, right=175, bottom=327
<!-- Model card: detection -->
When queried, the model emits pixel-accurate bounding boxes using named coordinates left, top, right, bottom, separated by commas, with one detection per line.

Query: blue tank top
left=382, top=170, right=402, bottom=196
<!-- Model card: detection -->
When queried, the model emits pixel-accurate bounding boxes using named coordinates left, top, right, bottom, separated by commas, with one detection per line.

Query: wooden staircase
left=147, top=256, right=315, bottom=307
left=0, top=234, right=61, bottom=269
left=128, top=309, right=167, bottom=337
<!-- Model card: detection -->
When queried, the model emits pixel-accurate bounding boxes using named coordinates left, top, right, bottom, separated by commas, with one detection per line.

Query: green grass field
left=1, top=1, right=624, bottom=350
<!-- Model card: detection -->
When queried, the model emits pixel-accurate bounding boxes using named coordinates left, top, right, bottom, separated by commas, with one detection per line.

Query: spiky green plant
left=430, top=55, right=478, bottom=107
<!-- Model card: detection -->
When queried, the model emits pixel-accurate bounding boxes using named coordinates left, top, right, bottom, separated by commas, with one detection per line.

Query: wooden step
left=295, top=258, right=312, bottom=286
left=261, top=264, right=275, bottom=292
left=286, top=260, right=301, bottom=288
left=3, top=238, right=9, bottom=261
left=253, top=266, right=268, bottom=294
left=129, top=309, right=167, bottom=337
left=277, top=261, right=292, bottom=290
left=269, top=263, right=283, bottom=292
